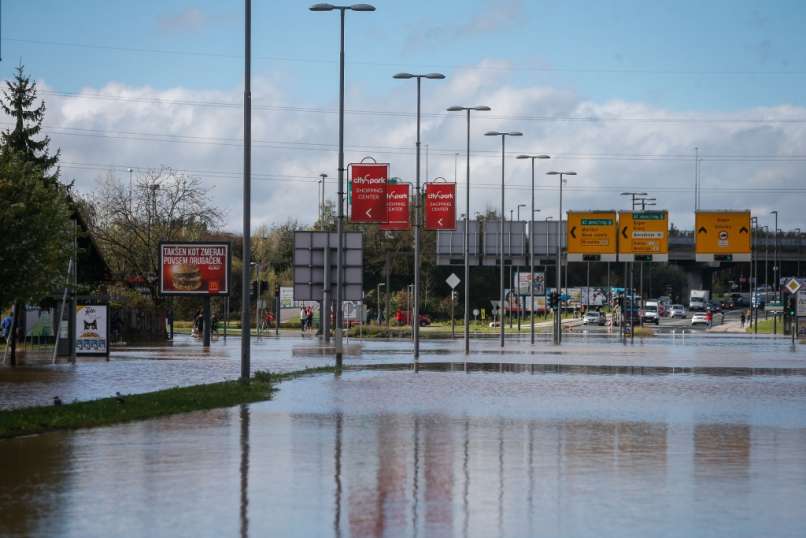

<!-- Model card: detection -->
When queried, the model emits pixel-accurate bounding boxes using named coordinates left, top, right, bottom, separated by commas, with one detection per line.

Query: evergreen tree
left=1, top=64, right=60, bottom=182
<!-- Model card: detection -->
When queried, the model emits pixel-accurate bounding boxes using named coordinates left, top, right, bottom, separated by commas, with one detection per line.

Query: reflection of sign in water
left=75, top=304, right=108, bottom=355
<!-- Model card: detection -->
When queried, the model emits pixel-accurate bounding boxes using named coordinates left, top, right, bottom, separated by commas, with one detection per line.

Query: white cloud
left=20, top=63, right=806, bottom=233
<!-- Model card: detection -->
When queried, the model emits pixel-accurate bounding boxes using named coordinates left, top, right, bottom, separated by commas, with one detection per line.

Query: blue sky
left=3, top=0, right=806, bottom=231
left=5, top=0, right=806, bottom=110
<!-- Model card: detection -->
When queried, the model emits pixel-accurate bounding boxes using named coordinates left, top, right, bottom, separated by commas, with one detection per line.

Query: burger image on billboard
left=171, top=264, right=203, bottom=291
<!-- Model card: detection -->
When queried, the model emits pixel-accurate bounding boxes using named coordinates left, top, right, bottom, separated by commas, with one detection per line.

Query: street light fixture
left=447, top=105, right=491, bottom=354
left=486, top=130, right=524, bottom=348
left=517, top=154, right=551, bottom=344
left=394, top=72, right=446, bottom=360
left=547, top=171, right=576, bottom=344
left=310, top=2, right=376, bottom=369
left=318, top=173, right=328, bottom=229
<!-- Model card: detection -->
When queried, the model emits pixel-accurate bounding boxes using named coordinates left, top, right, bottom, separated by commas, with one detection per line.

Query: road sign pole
left=414, top=77, right=421, bottom=360
left=464, top=110, right=471, bottom=354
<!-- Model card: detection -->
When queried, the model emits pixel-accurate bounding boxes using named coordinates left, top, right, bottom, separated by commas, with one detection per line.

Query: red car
left=394, top=310, right=431, bottom=326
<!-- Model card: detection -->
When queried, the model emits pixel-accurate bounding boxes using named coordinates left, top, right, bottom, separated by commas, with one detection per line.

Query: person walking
left=299, top=306, right=307, bottom=334
left=740, top=312, right=746, bottom=328
left=305, top=306, right=313, bottom=333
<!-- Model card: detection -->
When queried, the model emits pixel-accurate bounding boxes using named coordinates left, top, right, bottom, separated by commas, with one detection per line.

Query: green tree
left=0, top=149, right=72, bottom=309
left=1, top=65, right=60, bottom=182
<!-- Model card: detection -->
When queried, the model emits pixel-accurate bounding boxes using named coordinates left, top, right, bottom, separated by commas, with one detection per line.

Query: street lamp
left=547, top=171, right=576, bottom=344
left=310, top=2, right=376, bottom=369
left=127, top=168, right=134, bottom=213
left=394, top=72, right=446, bottom=360
left=515, top=203, right=526, bottom=330
left=486, top=130, right=524, bottom=348
left=517, top=154, right=550, bottom=344
left=771, top=210, right=779, bottom=301
left=318, top=173, right=328, bottom=229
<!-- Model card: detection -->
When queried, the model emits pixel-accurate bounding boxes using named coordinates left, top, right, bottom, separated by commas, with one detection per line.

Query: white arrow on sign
left=437, top=218, right=444, bottom=227
left=365, top=208, right=373, bottom=218
left=446, top=273, right=461, bottom=289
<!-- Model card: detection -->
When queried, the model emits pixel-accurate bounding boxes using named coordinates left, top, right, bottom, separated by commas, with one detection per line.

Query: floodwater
left=1, top=332, right=805, bottom=410
left=2, top=367, right=806, bottom=537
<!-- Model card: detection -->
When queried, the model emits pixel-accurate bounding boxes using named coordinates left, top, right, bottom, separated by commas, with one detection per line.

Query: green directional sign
left=581, top=218, right=614, bottom=226
left=633, top=211, right=665, bottom=221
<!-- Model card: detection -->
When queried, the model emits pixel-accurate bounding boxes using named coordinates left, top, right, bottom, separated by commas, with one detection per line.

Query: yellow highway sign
left=695, top=210, right=751, bottom=262
left=566, top=211, right=618, bottom=262
left=619, top=210, right=669, bottom=262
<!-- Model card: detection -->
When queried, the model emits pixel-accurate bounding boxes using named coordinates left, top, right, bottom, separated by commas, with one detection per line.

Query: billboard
left=424, top=182, right=456, bottom=230
left=515, top=272, right=545, bottom=296
left=350, top=163, right=388, bottom=223
left=380, top=182, right=410, bottom=231
left=619, top=210, right=669, bottom=262
left=75, top=304, right=109, bottom=356
left=566, top=211, right=618, bottom=262
left=160, top=242, right=231, bottom=296
left=695, top=211, right=752, bottom=262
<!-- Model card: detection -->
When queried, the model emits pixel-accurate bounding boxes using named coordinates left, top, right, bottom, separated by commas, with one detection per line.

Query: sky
left=3, top=0, right=806, bottom=231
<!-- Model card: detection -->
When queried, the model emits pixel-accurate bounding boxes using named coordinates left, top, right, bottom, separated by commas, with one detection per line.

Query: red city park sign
left=350, top=163, right=388, bottom=223
left=424, top=182, right=457, bottom=230
left=380, top=183, right=411, bottom=231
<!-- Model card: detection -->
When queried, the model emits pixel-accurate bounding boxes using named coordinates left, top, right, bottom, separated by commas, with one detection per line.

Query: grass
left=745, top=318, right=787, bottom=335
left=0, top=366, right=336, bottom=440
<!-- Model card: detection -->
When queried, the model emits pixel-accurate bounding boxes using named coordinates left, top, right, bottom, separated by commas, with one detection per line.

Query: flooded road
left=1, top=332, right=804, bottom=410
left=2, top=368, right=806, bottom=537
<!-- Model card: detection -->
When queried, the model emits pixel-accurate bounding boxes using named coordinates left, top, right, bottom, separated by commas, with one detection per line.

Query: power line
left=7, top=36, right=806, bottom=76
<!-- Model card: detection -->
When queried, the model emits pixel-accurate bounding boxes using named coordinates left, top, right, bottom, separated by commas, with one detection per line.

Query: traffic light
left=788, top=296, right=797, bottom=317
left=549, top=291, right=558, bottom=308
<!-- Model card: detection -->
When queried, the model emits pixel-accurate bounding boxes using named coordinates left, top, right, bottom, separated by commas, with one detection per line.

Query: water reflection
left=2, top=371, right=806, bottom=537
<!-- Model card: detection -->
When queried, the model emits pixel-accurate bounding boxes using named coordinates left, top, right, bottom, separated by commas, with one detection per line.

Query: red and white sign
left=160, top=242, right=230, bottom=295
left=424, top=182, right=456, bottom=230
left=380, top=183, right=410, bottom=231
left=350, top=163, right=388, bottom=223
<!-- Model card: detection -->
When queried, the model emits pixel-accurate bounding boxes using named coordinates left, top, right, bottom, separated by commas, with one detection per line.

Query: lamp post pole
left=376, top=282, right=384, bottom=324
left=310, top=3, right=376, bottom=369
left=517, top=154, right=550, bottom=344
left=771, top=211, right=779, bottom=302
left=515, top=203, right=526, bottom=331
left=486, top=131, right=524, bottom=348
left=319, top=173, right=327, bottom=228
left=548, top=171, right=577, bottom=344
left=448, top=106, right=491, bottom=354
left=394, top=72, right=446, bottom=360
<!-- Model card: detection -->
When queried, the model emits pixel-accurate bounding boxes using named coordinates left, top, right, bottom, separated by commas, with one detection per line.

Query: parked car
left=394, top=310, right=432, bottom=326
left=668, top=304, right=686, bottom=318
left=691, top=312, right=711, bottom=327
left=582, top=311, right=606, bottom=326
left=707, top=301, right=722, bottom=313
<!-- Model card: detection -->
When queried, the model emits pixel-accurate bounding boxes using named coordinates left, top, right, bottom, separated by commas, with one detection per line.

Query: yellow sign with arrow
left=695, top=210, right=752, bottom=262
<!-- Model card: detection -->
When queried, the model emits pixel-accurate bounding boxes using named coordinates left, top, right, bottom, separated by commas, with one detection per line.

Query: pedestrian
left=300, top=306, right=307, bottom=333
left=740, top=312, right=746, bottom=328
left=306, top=306, right=313, bottom=333
left=192, top=309, right=203, bottom=337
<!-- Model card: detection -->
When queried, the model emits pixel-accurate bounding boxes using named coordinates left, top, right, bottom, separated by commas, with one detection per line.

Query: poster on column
left=380, top=183, right=411, bottom=231
left=424, top=182, right=456, bottom=230
left=350, top=163, right=389, bottom=223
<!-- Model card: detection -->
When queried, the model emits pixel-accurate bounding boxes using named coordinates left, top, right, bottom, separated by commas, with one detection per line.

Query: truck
left=689, top=290, right=710, bottom=312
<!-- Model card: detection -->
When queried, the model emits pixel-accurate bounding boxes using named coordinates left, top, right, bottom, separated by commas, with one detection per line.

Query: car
left=582, top=311, right=606, bottom=326
left=668, top=304, right=686, bottom=318
left=707, top=301, right=722, bottom=313
left=642, top=301, right=660, bottom=325
left=691, top=312, right=711, bottom=327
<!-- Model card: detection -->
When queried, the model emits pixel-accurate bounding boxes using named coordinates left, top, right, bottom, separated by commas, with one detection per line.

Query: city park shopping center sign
left=159, top=242, right=231, bottom=295
left=424, top=181, right=456, bottom=230
left=350, top=162, right=389, bottom=223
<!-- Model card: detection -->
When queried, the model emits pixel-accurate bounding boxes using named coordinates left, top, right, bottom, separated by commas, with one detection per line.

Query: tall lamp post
left=771, top=210, right=779, bottom=301
left=447, top=106, right=491, bottom=355
left=318, top=172, right=328, bottom=228
left=485, top=130, right=524, bottom=348
left=795, top=228, right=802, bottom=277
left=515, top=203, right=526, bottom=330
left=547, top=171, right=576, bottom=344
left=310, top=3, right=376, bottom=370
left=394, top=72, right=446, bottom=360
left=517, top=154, right=550, bottom=344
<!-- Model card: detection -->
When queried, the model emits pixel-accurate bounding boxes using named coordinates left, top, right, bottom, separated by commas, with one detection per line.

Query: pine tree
left=1, top=64, right=60, bottom=182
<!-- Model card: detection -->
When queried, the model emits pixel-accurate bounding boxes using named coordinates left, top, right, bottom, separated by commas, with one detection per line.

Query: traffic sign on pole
left=424, top=182, right=457, bottom=230
left=618, top=210, right=669, bottom=262
left=695, top=210, right=752, bottom=262
left=566, top=211, right=618, bottom=262
left=380, top=182, right=411, bottom=231
left=350, top=163, right=389, bottom=223
left=446, top=273, right=461, bottom=289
